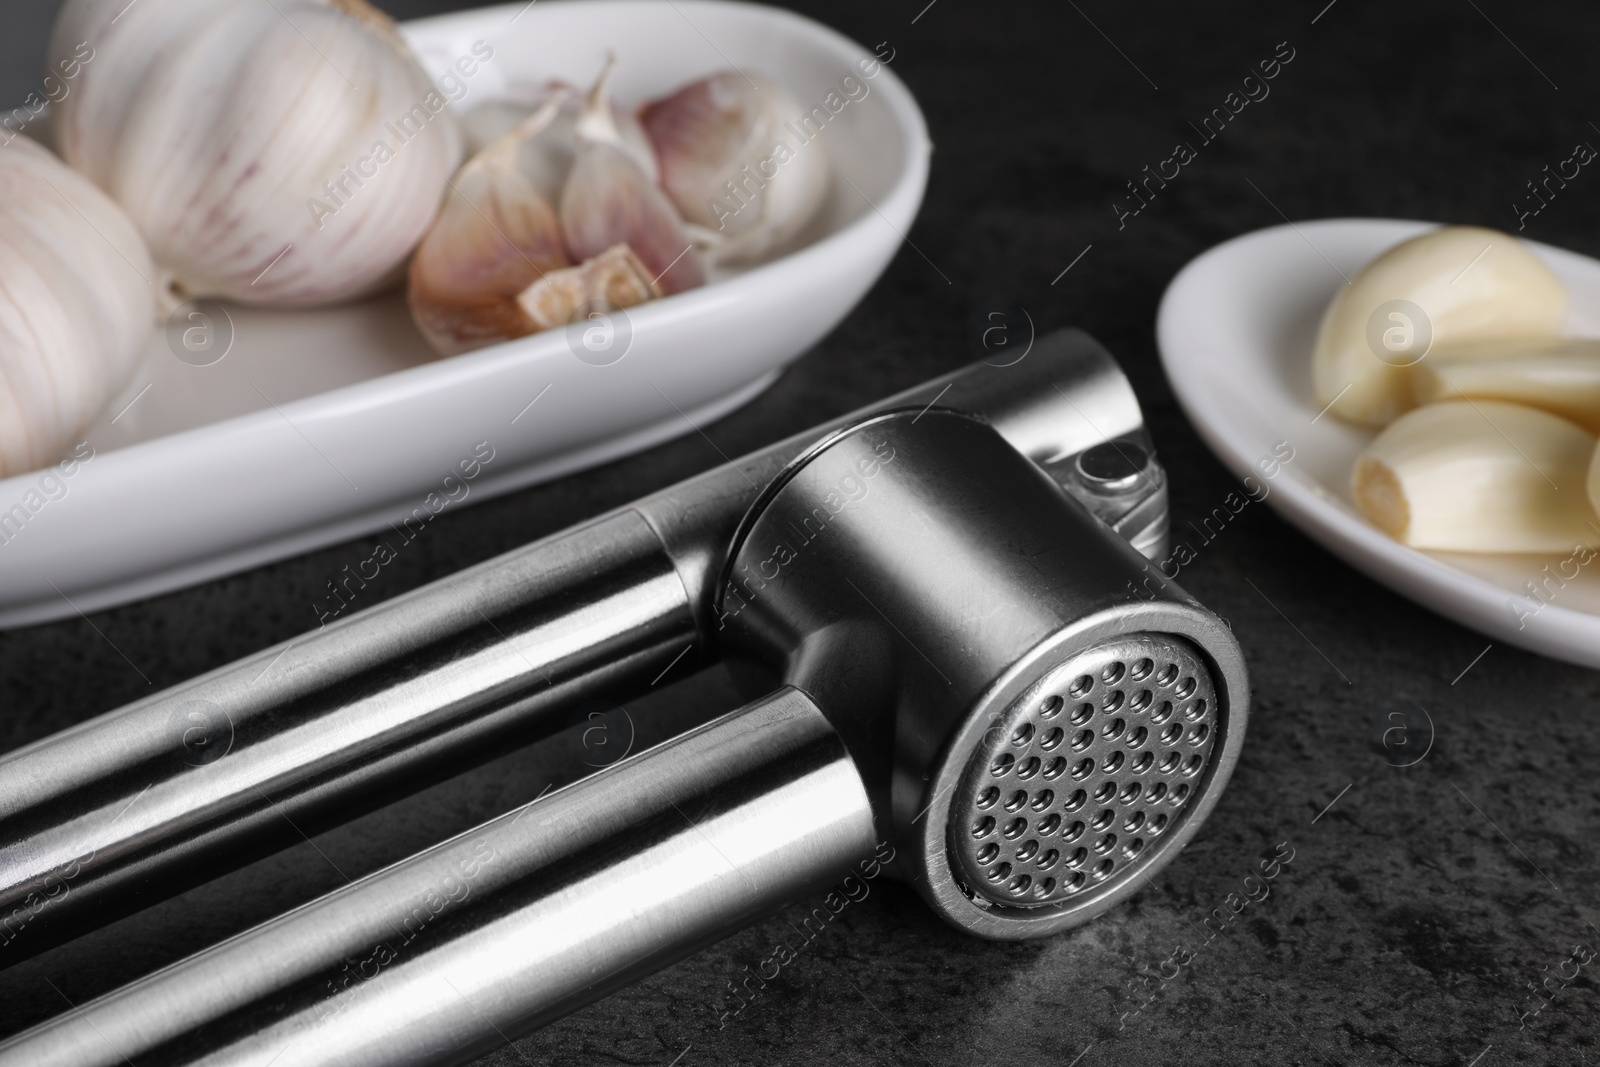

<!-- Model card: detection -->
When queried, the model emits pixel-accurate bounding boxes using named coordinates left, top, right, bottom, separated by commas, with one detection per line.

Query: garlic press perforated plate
left=0, top=0, right=929, bottom=628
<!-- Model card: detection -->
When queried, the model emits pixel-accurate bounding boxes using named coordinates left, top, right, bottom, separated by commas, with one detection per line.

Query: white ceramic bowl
left=1158, top=218, right=1600, bottom=669
left=0, top=0, right=929, bottom=627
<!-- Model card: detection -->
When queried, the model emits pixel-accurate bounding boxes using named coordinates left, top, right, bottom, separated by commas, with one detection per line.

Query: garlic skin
left=0, top=137, right=155, bottom=477
left=1313, top=227, right=1567, bottom=426
left=641, top=72, right=830, bottom=264
left=1412, top=339, right=1600, bottom=432
left=48, top=0, right=463, bottom=308
left=1353, top=399, right=1597, bottom=552
left=408, top=98, right=572, bottom=356
left=561, top=63, right=705, bottom=295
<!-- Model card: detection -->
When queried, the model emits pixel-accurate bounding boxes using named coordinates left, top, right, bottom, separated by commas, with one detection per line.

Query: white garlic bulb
left=1312, top=226, right=1567, bottom=426
left=1352, top=399, right=1597, bottom=552
left=0, top=137, right=155, bottom=477
left=641, top=71, right=830, bottom=264
left=48, top=0, right=463, bottom=308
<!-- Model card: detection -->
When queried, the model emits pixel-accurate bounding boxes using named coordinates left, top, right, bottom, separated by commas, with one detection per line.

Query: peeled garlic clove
left=517, top=243, right=662, bottom=331
left=561, top=61, right=705, bottom=296
left=641, top=71, right=830, bottom=264
left=461, top=83, right=658, bottom=183
left=1312, top=226, right=1566, bottom=426
left=0, top=137, right=155, bottom=477
left=1412, top=339, right=1600, bottom=432
left=1353, top=399, right=1597, bottom=552
left=1589, top=439, right=1600, bottom=523
left=408, top=98, right=573, bottom=356
left=49, top=0, right=462, bottom=308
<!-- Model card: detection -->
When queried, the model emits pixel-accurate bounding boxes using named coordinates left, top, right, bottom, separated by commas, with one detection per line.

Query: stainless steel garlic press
left=0, top=329, right=1248, bottom=1066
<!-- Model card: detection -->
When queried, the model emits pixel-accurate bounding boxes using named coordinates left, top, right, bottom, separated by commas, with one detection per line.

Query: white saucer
left=1157, top=218, right=1600, bottom=669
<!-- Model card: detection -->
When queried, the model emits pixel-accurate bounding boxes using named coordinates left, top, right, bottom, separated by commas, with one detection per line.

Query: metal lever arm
left=0, top=687, right=876, bottom=1067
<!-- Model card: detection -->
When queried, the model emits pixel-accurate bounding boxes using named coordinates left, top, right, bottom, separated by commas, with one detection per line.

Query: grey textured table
left=3, top=1, right=1599, bottom=1064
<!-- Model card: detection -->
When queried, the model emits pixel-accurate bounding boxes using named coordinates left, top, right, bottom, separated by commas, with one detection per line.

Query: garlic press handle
left=0, top=686, right=876, bottom=1067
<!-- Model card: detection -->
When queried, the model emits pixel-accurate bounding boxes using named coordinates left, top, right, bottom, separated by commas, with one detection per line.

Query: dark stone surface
left=3, top=0, right=1600, bottom=1064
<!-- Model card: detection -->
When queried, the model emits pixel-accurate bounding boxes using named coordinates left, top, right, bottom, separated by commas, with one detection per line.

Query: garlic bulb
left=1352, top=399, right=1597, bottom=552
left=561, top=61, right=705, bottom=295
left=1412, top=339, right=1600, bottom=432
left=1312, top=227, right=1567, bottom=426
left=48, top=0, right=462, bottom=308
left=641, top=71, right=830, bottom=264
left=0, top=137, right=155, bottom=477
left=409, top=97, right=572, bottom=356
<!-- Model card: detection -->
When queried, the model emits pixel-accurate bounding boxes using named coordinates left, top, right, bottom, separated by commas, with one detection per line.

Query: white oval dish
left=0, top=0, right=928, bottom=628
left=1158, top=218, right=1600, bottom=669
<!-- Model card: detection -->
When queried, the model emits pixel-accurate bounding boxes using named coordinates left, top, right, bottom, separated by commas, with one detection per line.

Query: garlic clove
left=561, top=59, right=705, bottom=296
left=407, top=97, right=573, bottom=356
left=1312, top=226, right=1567, bottom=426
left=461, top=82, right=658, bottom=184
left=517, top=243, right=662, bottom=331
left=50, top=0, right=462, bottom=308
left=0, top=136, right=155, bottom=476
left=1411, top=339, right=1600, bottom=432
left=1352, top=399, right=1598, bottom=552
left=1589, top=439, right=1600, bottom=526
left=641, top=71, right=830, bottom=264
